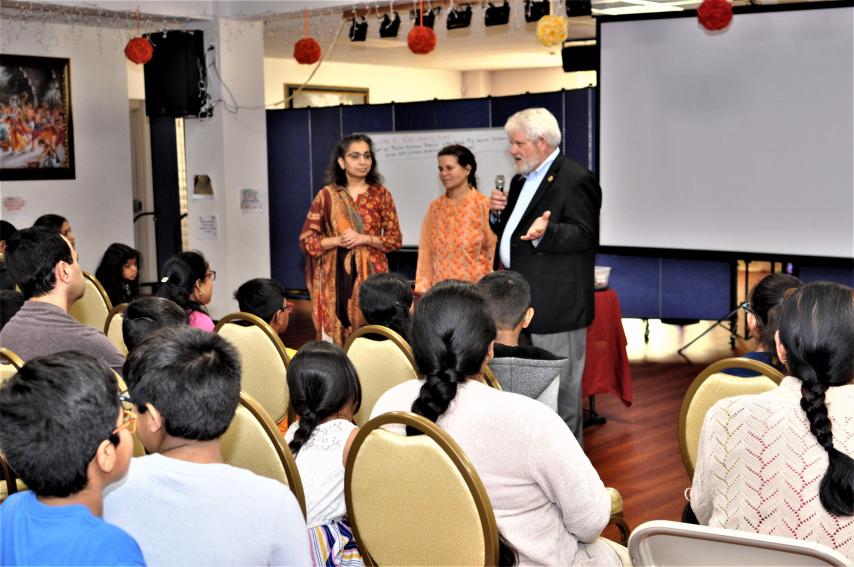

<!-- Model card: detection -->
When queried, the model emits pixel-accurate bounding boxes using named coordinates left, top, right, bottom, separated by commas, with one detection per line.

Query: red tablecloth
left=583, top=288, right=633, bottom=406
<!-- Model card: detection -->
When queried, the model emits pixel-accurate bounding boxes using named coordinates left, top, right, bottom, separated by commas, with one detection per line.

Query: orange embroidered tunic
left=415, top=188, right=496, bottom=294
left=299, top=184, right=402, bottom=345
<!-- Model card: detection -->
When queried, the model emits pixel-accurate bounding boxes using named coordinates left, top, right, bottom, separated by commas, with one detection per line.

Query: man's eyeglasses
left=281, top=301, right=294, bottom=314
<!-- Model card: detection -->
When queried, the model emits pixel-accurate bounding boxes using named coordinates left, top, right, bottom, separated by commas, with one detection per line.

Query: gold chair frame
left=482, top=365, right=502, bottom=390
left=232, top=391, right=307, bottom=518
left=104, top=303, right=128, bottom=356
left=344, top=324, right=416, bottom=370
left=214, top=312, right=292, bottom=422
left=69, top=271, right=114, bottom=328
left=0, top=347, right=24, bottom=369
left=345, top=411, right=500, bottom=566
left=678, top=357, right=784, bottom=479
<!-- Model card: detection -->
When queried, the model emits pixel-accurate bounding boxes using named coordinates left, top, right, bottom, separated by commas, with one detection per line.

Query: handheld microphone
left=495, top=174, right=506, bottom=220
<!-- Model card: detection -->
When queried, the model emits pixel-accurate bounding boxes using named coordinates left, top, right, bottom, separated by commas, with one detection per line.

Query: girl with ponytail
left=692, top=281, right=854, bottom=558
left=284, top=341, right=363, bottom=566
left=371, top=281, right=622, bottom=566
left=155, top=251, right=215, bottom=331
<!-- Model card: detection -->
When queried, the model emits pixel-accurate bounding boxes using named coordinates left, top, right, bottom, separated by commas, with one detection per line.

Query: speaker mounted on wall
left=143, top=30, right=210, bottom=118
left=561, top=43, right=597, bottom=73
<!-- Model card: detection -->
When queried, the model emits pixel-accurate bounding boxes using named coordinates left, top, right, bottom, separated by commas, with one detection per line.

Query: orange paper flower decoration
left=294, top=37, right=322, bottom=64
left=125, top=36, right=153, bottom=64
left=407, top=25, right=436, bottom=55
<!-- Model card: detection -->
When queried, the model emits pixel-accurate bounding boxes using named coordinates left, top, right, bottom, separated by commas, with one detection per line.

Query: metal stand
left=677, top=303, right=745, bottom=360
left=583, top=395, right=607, bottom=426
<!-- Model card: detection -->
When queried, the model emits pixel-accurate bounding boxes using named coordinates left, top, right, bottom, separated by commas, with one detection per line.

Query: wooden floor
left=283, top=299, right=755, bottom=540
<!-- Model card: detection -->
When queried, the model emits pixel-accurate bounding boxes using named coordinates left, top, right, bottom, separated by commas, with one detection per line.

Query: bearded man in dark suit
left=489, top=107, right=602, bottom=447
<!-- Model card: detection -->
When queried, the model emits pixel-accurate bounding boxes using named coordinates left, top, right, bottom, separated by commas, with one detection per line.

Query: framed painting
left=286, top=84, right=369, bottom=109
left=0, top=54, right=75, bottom=180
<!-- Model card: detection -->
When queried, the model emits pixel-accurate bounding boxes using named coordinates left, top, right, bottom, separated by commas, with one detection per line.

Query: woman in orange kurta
left=299, top=134, right=402, bottom=345
left=415, top=144, right=496, bottom=295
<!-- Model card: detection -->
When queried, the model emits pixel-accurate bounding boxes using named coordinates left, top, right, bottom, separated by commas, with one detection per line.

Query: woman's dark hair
left=95, top=243, right=141, bottom=306
left=779, top=281, right=854, bottom=516
left=0, top=220, right=17, bottom=242
left=407, top=280, right=496, bottom=436
left=748, top=273, right=802, bottom=356
left=0, top=290, right=25, bottom=331
left=324, top=134, right=383, bottom=187
left=287, top=341, right=362, bottom=456
left=359, top=272, right=413, bottom=341
left=155, top=251, right=209, bottom=314
left=437, top=144, right=478, bottom=189
left=33, top=213, right=67, bottom=233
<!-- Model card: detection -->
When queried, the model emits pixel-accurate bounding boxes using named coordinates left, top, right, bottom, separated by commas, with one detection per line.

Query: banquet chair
left=678, top=357, right=784, bottom=479
left=69, top=271, right=113, bottom=331
left=221, top=391, right=306, bottom=518
left=111, top=369, right=145, bottom=458
left=344, top=325, right=418, bottom=426
left=0, top=347, right=24, bottom=385
left=628, top=520, right=849, bottom=566
left=214, top=312, right=291, bottom=425
left=482, top=365, right=502, bottom=390
left=344, top=411, right=500, bottom=566
left=103, top=303, right=128, bottom=356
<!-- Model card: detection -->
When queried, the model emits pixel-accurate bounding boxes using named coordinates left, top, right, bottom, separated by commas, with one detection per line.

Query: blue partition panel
left=309, top=107, right=343, bottom=196
left=798, top=266, right=854, bottom=287
left=490, top=92, right=563, bottom=129
left=661, top=258, right=732, bottom=320
left=267, top=109, right=312, bottom=290
left=394, top=100, right=437, bottom=131
left=596, top=254, right=661, bottom=319
left=563, top=88, right=595, bottom=171
left=343, top=103, right=393, bottom=135
left=436, top=99, right=491, bottom=129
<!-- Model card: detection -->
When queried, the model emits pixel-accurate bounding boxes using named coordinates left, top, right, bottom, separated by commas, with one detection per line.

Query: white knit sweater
left=691, top=376, right=854, bottom=560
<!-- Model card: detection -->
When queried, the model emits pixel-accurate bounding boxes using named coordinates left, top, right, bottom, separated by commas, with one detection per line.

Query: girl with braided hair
left=371, top=281, right=621, bottom=566
left=692, top=281, right=854, bottom=558
left=284, top=341, right=363, bottom=566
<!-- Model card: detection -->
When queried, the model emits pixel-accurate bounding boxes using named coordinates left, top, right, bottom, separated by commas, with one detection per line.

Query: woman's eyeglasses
left=206, top=270, right=217, bottom=281
left=345, top=152, right=372, bottom=161
left=112, top=408, right=137, bottom=437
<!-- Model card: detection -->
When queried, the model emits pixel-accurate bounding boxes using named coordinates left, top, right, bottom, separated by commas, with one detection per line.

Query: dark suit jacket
left=491, top=154, right=601, bottom=334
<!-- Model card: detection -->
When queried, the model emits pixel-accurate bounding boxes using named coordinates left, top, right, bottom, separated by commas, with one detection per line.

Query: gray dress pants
left=531, top=327, right=587, bottom=447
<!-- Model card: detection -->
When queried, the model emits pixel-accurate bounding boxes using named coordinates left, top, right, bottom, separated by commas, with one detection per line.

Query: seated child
left=477, top=271, right=566, bottom=411
left=358, top=272, right=413, bottom=341
left=233, top=277, right=297, bottom=358
left=285, top=341, right=363, bottom=566
left=0, top=351, right=144, bottom=565
left=103, top=326, right=311, bottom=566
left=122, top=296, right=188, bottom=353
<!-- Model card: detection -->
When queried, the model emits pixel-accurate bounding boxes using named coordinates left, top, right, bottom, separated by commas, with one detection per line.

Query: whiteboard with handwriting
left=368, top=127, right=515, bottom=246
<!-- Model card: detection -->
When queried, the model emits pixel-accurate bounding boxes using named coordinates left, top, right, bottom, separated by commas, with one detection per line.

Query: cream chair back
left=214, top=313, right=291, bottom=424
left=221, top=391, right=306, bottom=517
left=104, top=304, right=128, bottom=356
left=344, top=325, right=418, bottom=426
left=345, top=411, right=499, bottom=566
left=679, top=357, right=783, bottom=478
left=69, top=271, right=113, bottom=331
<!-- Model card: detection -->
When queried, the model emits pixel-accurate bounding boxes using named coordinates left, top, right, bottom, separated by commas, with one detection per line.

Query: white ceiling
left=2, top=0, right=829, bottom=72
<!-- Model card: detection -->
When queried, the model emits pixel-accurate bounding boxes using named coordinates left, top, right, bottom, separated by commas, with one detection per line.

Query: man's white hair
left=504, top=107, right=562, bottom=149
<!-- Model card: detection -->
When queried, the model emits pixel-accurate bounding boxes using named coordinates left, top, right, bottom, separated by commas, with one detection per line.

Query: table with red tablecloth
left=583, top=288, right=633, bottom=406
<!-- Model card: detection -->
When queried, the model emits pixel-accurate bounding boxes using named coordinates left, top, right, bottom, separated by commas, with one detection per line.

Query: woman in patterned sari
left=300, top=134, right=402, bottom=345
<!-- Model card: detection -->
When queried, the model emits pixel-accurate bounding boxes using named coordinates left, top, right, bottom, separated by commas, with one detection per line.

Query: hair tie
left=160, top=276, right=169, bottom=284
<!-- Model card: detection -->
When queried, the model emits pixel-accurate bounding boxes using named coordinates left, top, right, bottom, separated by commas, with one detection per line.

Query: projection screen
left=598, top=4, right=853, bottom=259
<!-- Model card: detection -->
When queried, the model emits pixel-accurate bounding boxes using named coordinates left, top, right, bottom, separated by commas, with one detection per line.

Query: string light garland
left=293, top=9, right=321, bottom=64
left=697, top=0, right=733, bottom=31
left=407, top=0, right=436, bottom=54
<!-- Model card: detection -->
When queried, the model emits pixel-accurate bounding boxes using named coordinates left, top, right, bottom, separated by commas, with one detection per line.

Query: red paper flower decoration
left=124, top=36, right=153, bottom=64
left=294, top=37, right=321, bottom=65
left=697, top=0, right=733, bottom=31
left=407, top=25, right=436, bottom=55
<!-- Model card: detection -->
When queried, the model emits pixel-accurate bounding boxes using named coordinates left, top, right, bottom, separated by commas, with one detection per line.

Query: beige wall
left=487, top=68, right=596, bottom=97
left=263, top=58, right=463, bottom=107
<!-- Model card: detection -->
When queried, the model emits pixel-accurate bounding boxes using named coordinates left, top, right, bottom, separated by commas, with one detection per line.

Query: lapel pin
left=547, top=175, right=554, bottom=183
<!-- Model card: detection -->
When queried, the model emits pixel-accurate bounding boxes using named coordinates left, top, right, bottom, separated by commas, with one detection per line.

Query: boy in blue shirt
left=0, top=351, right=145, bottom=566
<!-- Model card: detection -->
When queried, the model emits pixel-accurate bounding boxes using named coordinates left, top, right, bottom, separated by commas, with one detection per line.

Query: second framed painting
left=0, top=54, right=75, bottom=181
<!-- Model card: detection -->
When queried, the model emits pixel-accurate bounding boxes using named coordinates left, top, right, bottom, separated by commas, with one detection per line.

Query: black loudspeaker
left=566, top=0, right=592, bottom=17
left=144, top=30, right=207, bottom=118
left=561, top=44, right=597, bottom=72
left=525, top=0, right=550, bottom=22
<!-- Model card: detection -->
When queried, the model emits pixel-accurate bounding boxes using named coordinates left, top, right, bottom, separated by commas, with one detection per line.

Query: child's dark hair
left=0, top=351, right=120, bottom=497
left=747, top=273, right=802, bottom=356
left=359, top=272, right=413, bottom=340
left=156, top=251, right=209, bottom=314
left=95, top=242, right=141, bottom=306
left=779, top=281, right=853, bottom=516
left=476, top=270, right=531, bottom=330
left=124, top=326, right=240, bottom=441
left=408, top=280, right=495, bottom=436
left=287, top=341, right=362, bottom=456
left=122, top=296, right=188, bottom=353
left=32, top=213, right=68, bottom=234
left=234, top=277, right=286, bottom=325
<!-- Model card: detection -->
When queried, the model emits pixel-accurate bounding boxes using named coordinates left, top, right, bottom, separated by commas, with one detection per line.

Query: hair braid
left=288, top=411, right=319, bottom=456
